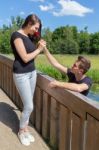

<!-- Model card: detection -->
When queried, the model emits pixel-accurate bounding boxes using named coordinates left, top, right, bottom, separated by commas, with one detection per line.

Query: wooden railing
left=0, top=54, right=99, bottom=150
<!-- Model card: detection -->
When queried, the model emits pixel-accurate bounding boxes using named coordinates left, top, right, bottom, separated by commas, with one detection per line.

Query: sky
left=0, top=0, right=98, bottom=33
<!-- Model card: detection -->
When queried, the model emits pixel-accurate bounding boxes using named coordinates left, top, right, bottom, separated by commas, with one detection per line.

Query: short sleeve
left=11, top=32, right=21, bottom=43
left=82, top=77, right=92, bottom=88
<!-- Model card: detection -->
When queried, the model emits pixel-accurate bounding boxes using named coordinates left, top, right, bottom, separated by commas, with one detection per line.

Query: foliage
left=89, top=32, right=99, bottom=54
left=78, top=27, right=90, bottom=54
left=0, top=16, right=24, bottom=54
left=0, top=16, right=99, bottom=54
left=35, top=54, right=99, bottom=83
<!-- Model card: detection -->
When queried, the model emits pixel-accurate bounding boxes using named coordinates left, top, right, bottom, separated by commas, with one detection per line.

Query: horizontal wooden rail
left=0, top=54, right=99, bottom=150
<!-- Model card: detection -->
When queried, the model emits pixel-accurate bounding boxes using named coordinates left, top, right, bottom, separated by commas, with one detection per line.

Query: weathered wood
left=49, top=97, right=58, bottom=149
left=35, top=87, right=43, bottom=133
left=37, top=74, right=99, bottom=120
left=71, top=113, right=84, bottom=150
left=59, top=105, right=71, bottom=150
left=85, top=114, right=99, bottom=150
left=0, top=55, right=99, bottom=150
left=42, top=92, right=50, bottom=140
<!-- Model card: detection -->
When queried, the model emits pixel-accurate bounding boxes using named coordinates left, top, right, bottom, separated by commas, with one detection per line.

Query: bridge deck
left=0, top=89, right=49, bottom=150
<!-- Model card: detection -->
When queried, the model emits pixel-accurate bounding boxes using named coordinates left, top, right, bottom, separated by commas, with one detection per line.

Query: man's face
left=71, top=61, right=81, bottom=74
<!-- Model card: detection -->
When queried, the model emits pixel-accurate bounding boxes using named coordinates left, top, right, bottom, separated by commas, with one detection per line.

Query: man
left=44, top=48, right=92, bottom=96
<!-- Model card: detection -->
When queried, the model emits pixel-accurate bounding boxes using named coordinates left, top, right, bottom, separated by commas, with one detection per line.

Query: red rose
left=34, top=32, right=40, bottom=37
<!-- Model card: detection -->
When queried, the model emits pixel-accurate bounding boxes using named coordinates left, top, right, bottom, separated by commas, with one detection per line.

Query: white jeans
left=13, top=70, right=37, bottom=129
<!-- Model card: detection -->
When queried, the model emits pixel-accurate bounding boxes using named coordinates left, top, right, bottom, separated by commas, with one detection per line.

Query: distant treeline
left=0, top=16, right=99, bottom=54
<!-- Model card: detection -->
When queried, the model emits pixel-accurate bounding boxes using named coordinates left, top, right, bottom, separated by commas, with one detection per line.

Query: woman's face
left=29, top=22, right=40, bottom=35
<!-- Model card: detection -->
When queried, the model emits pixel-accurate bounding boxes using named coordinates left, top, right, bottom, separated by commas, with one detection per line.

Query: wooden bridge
left=0, top=54, right=99, bottom=150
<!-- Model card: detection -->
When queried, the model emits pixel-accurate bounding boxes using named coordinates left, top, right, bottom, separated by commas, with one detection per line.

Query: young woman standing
left=10, top=14, right=46, bottom=146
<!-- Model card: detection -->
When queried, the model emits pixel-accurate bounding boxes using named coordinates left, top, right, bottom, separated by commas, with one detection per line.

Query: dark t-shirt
left=10, top=31, right=36, bottom=73
left=67, top=68, right=92, bottom=96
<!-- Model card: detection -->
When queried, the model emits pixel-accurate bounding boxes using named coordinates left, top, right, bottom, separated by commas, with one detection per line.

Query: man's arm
left=49, top=80, right=89, bottom=92
left=44, top=48, right=67, bottom=74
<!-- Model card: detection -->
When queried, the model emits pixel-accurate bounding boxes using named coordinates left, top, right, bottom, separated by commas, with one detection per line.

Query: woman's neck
left=18, top=28, right=29, bottom=37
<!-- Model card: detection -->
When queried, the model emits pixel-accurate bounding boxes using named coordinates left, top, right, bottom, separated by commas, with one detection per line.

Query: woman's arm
left=44, top=47, right=67, bottom=74
left=14, top=38, right=45, bottom=63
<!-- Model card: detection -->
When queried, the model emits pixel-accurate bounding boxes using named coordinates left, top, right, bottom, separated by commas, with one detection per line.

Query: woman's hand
left=37, top=39, right=46, bottom=52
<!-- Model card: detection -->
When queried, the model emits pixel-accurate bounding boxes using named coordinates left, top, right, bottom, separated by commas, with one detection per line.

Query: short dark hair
left=77, top=56, right=91, bottom=74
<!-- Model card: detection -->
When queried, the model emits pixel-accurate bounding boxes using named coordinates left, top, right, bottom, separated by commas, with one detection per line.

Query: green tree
left=78, top=27, right=90, bottom=54
left=0, top=16, right=24, bottom=54
left=42, top=28, right=53, bottom=52
left=0, top=30, right=11, bottom=53
left=51, top=26, right=79, bottom=54
left=90, top=32, right=99, bottom=54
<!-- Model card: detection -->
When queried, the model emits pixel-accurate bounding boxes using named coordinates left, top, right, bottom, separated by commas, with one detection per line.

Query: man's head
left=71, top=56, right=91, bottom=75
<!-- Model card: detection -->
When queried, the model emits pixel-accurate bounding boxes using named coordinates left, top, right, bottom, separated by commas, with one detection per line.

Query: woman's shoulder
left=11, top=31, right=21, bottom=37
left=11, top=31, right=23, bottom=41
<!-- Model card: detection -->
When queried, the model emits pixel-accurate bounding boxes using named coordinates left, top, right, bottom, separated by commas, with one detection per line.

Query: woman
left=10, top=14, right=46, bottom=146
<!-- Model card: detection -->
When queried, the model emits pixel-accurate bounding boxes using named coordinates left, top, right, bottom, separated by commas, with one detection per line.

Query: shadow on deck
left=0, top=89, right=50, bottom=150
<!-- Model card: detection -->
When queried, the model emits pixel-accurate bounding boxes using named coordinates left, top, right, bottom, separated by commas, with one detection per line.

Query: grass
left=35, top=54, right=99, bottom=83
left=3, top=53, right=99, bottom=93
left=36, top=54, right=99, bottom=69
left=4, top=53, right=99, bottom=83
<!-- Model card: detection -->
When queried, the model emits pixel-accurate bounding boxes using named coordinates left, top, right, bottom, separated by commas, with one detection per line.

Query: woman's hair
left=77, top=56, right=91, bottom=74
left=22, top=14, right=42, bottom=41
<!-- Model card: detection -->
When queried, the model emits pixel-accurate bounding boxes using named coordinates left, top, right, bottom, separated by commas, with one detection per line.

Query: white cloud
left=20, top=11, right=25, bottom=16
left=39, top=3, right=54, bottom=11
left=29, top=0, right=45, bottom=2
left=52, top=0, right=93, bottom=17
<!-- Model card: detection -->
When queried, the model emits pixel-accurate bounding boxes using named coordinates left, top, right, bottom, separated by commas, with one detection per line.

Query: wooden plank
left=0, top=63, right=1, bottom=86
left=71, top=113, right=84, bottom=150
left=3, top=65, right=6, bottom=92
left=1, top=64, right=4, bottom=89
left=50, top=97, right=59, bottom=149
left=59, top=105, right=72, bottom=150
left=5, top=66, right=8, bottom=93
left=42, top=92, right=51, bottom=141
left=35, top=87, right=43, bottom=133
left=85, top=114, right=99, bottom=150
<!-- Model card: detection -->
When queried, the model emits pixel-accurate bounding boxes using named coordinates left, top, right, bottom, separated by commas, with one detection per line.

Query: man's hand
left=38, top=39, right=46, bottom=52
left=49, top=80, right=60, bottom=88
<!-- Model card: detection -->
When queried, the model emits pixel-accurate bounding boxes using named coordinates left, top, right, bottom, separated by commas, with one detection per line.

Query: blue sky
left=0, top=0, right=98, bottom=33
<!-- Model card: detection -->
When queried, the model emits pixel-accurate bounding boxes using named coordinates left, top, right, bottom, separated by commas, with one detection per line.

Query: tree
left=0, top=16, right=24, bottom=54
left=78, top=27, right=90, bottom=54
left=90, top=32, right=99, bottom=54
left=42, top=28, right=53, bottom=52
left=0, top=30, right=11, bottom=53
left=51, top=26, right=79, bottom=54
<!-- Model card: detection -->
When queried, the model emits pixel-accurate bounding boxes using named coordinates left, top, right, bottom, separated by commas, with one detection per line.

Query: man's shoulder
left=82, top=76, right=92, bottom=87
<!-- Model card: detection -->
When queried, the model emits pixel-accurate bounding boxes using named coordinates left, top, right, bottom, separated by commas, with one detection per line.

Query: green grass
left=36, top=54, right=99, bottom=69
left=4, top=53, right=99, bottom=83
left=3, top=53, right=99, bottom=93
left=35, top=54, right=99, bottom=83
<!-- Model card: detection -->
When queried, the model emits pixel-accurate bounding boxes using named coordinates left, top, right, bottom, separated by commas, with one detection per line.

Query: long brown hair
left=22, top=14, right=42, bottom=42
